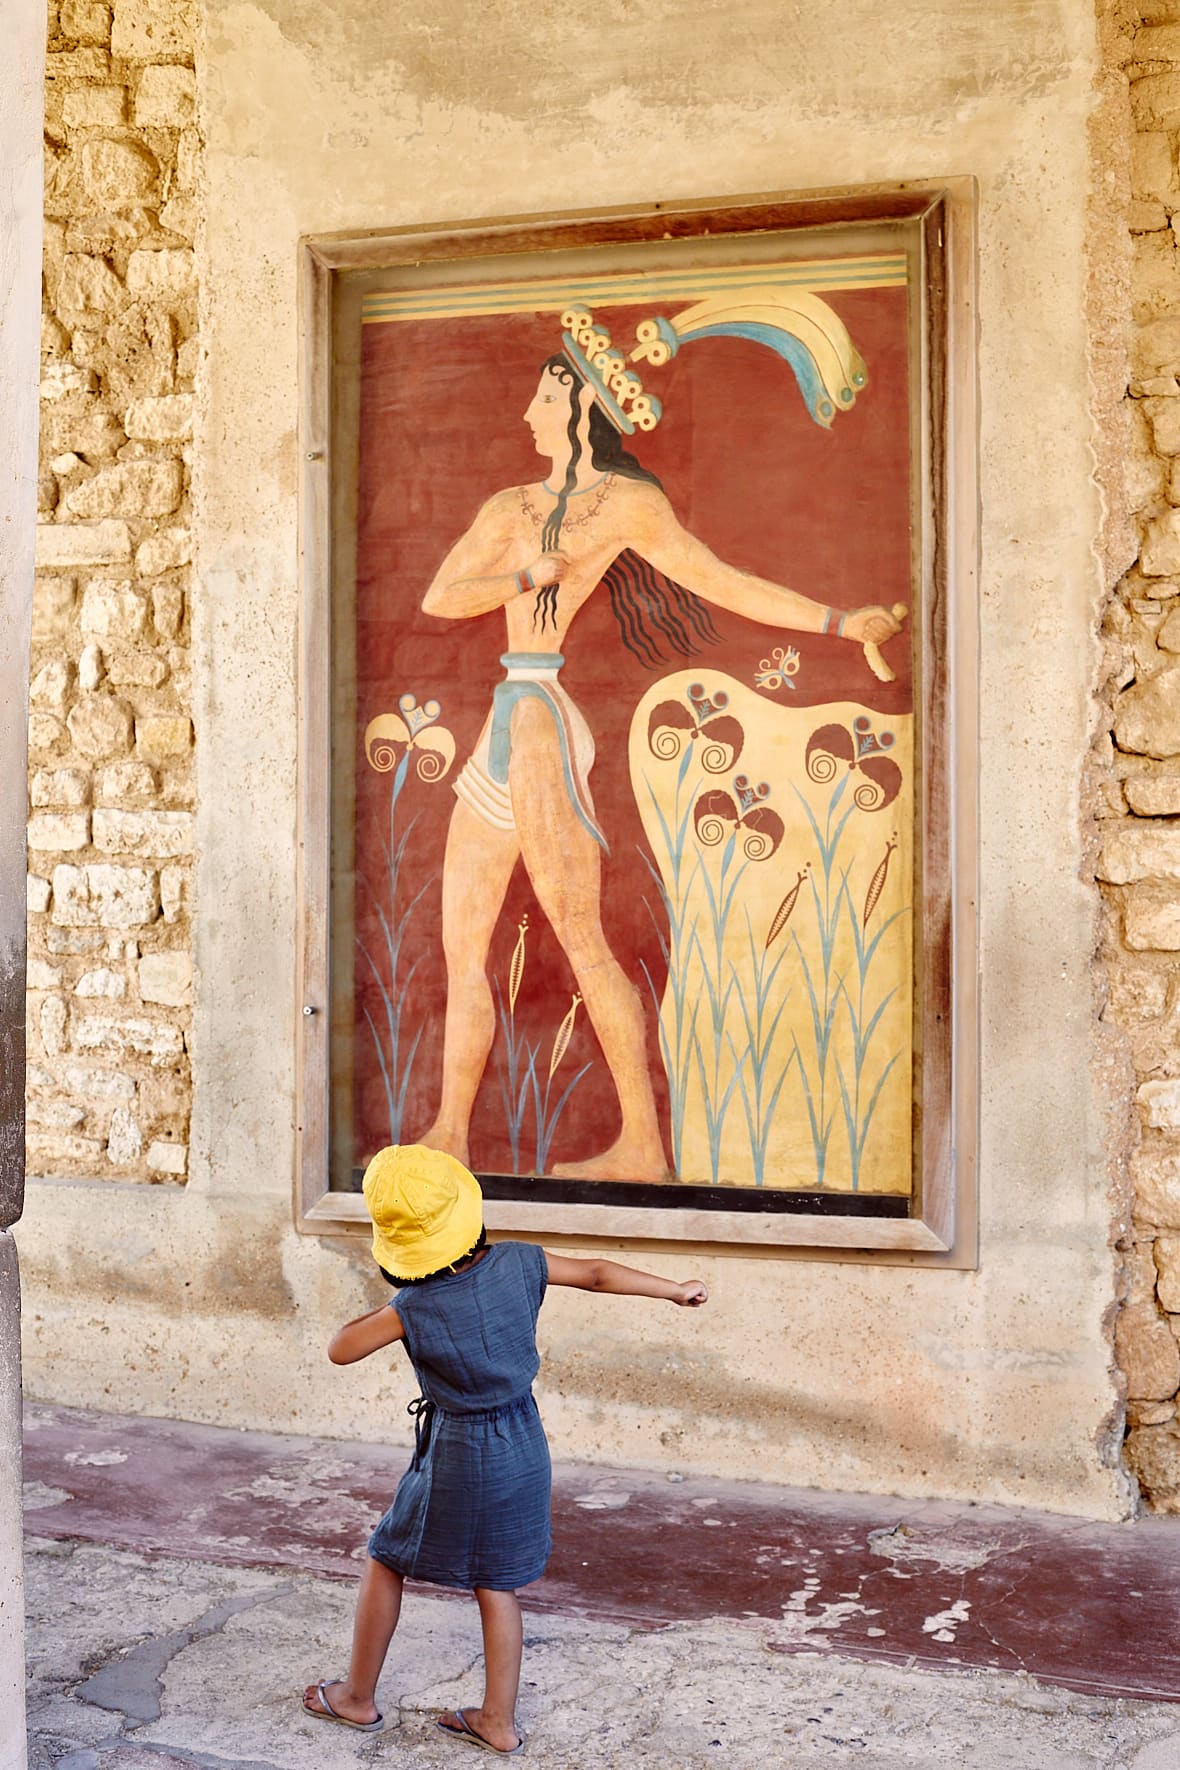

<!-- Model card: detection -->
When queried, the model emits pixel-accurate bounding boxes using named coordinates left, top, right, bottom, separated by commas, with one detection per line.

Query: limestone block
left=46, top=927, right=103, bottom=954
left=1116, top=1300, right=1180, bottom=1398
left=62, top=86, right=127, bottom=128
left=105, top=648, right=169, bottom=688
left=46, top=46, right=111, bottom=79
left=38, top=473, right=59, bottom=515
left=1143, top=510, right=1180, bottom=577
left=124, top=394, right=191, bottom=442
left=111, top=0, right=195, bottom=59
left=27, top=877, right=51, bottom=915
left=1123, top=880, right=1180, bottom=949
left=1140, top=1080, right=1180, bottom=1128
left=1133, top=69, right=1180, bottom=131
left=1138, top=22, right=1180, bottom=58
left=89, top=302, right=175, bottom=403
left=159, top=864, right=190, bottom=923
left=1145, top=395, right=1180, bottom=455
left=25, top=1100, right=84, bottom=1131
left=138, top=949, right=191, bottom=1006
left=159, top=194, right=197, bottom=240
left=30, top=768, right=90, bottom=811
left=40, top=411, right=125, bottom=461
left=31, top=575, right=75, bottom=638
left=136, top=714, right=191, bottom=758
left=1158, top=1237, right=1180, bottom=1312
left=29, top=659, right=72, bottom=709
left=1133, top=200, right=1170, bottom=233
left=65, top=210, right=153, bottom=260
left=175, top=337, right=198, bottom=384
left=40, top=998, right=67, bottom=1058
left=106, top=1106, right=142, bottom=1165
left=1113, top=661, right=1180, bottom=753
left=80, top=581, right=147, bottom=639
left=1135, top=133, right=1177, bottom=197
left=150, top=578, right=184, bottom=635
left=1124, top=1421, right=1180, bottom=1508
left=62, top=1066, right=134, bottom=1102
left=25, top=960, right=63, bottom=992
left=135, top=532, right=190, bottom=582
left=1132, top=1143, right=1180, bottom=1228
left=27, top=814, right=90, bottom=853
left=125, top=249, right=195, bottom=304
left=1103, top=959, right=1170, bottom=1020
left=41, top=314, right=69, bottom=359
left=147, top=1139, right=186, bottom=1175
left=67, top=694, right=134, bottom=760
left=56, top=253, right=125, bottom=318
left=65, top=460, right=183, bottom=520
left=39, top=361, right=99, bottom=400
left=175, top=126, right=199, bottom=189
left=78, top=642, right=103, bottom=691
left=50, top=454, right=83, bottom=477
left=70, top=1013, right=184, bottom=1061
left=1098, top=825, right=1180, bottom=882
left=36, top=521, right=131, bottom=568
left=1133, top=231, right=1180, bottom=321
left=1128, top=1399, right=1175, bottom=1426
left=75, top=967, right=125, bottom=999
left=59, top=0, right=111, bottom=42
left=92, top=808, right=193, bottom=857
left=97, top=760, right=157, bottom=804
left=134, top=64, right=195, bottom=125
left=51, top=862, right=159, bottom=928
left=28, top=713, right=68, bottom=757
left=1126, top=774, right=1180, bottom=814
left=78, top=138, right=158, bottom=210
left=25, top=1132, right=103, bottom=1164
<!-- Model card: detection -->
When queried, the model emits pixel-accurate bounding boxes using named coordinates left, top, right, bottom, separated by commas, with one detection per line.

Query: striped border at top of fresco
left=361, top=254, right=909, bottom=326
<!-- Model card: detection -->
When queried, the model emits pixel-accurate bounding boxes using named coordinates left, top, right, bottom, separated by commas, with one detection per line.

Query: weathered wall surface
left=19, top=0, right=1143, bottom=1518
left=1097, top=0, right=1180, bottom=1514
left=2, top=0, right=45, bottom=1752
left=26, top=0, right=198, bottom=1186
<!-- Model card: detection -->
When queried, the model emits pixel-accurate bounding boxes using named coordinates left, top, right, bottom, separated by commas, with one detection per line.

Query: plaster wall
left=20, top=0, right=1135, bottom=1517
left=1, top=0, right=43, bottom=1753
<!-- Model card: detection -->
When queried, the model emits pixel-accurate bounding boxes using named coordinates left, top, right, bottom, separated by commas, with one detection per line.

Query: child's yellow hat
left=361, top=1144, right=483, bottom=1280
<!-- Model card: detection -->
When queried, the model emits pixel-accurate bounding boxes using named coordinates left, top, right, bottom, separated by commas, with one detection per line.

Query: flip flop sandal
left=303, top=1679, right=384, bottom=1733
left=437, top=1707, right=525, bottom=1755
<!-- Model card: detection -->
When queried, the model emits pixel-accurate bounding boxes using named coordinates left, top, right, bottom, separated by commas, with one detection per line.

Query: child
left=302, top=1143, right=708, bottom=1755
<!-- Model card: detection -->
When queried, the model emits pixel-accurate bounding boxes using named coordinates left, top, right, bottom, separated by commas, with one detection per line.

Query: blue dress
left=367, top=1241, right=552, bottom=1591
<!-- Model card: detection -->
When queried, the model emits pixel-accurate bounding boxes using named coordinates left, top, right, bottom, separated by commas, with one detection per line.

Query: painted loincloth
left=453, top=652, right=608, bottom=850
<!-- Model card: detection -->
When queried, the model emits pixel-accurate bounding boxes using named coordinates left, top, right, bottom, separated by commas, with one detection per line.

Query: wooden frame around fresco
left=295, top=182, right=978, bottom=1266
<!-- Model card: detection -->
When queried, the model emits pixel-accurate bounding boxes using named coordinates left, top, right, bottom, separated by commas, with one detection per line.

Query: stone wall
left=19, top=0, right=1142, bottom=1520
left=27, top=0, right=198, bottom=1185
left=1100, top=0, right=1180, bottom=1513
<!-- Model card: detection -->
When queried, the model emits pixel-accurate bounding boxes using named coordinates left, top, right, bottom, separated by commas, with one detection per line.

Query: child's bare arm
left=328, top=1301, right=408, bottom=1365
left=545, top=1251, right=707, bottom=1307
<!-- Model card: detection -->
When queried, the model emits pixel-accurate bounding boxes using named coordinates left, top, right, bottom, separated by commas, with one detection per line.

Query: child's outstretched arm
left=545, top=1252, right=707, bottom=1307
left=328, top=1301, right=408, bottom=1365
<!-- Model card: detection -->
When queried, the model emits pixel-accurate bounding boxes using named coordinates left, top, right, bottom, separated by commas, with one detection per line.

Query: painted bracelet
left=515, top=567, right=536, bottom=596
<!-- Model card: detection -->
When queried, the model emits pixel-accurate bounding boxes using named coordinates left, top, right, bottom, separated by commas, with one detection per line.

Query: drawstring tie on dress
left=407, top=1395, right=435, bottom=1465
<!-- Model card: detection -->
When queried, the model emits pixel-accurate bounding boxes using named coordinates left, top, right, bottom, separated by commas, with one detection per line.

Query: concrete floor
left=22, top=1403, right=1180, bottom=1769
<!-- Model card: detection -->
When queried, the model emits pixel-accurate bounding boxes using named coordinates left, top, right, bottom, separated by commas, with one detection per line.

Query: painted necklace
left=519, top=472, right=615, bottom=531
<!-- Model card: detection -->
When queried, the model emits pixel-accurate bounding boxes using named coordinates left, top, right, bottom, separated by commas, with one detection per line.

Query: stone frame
left=295, top=182, right=979, bottom=1264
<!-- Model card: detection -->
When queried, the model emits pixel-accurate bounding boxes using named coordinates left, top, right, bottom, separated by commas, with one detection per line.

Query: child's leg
left=438, top=1586, right=523, bottom=1752
left=303, top=1556, right=403, bottom=1725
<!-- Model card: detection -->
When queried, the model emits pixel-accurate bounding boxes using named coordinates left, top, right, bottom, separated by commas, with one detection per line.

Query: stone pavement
left=22, top=1402, right=1180, bottom=1769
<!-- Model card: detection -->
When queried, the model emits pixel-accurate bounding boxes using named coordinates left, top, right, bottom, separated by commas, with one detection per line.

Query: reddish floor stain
left=23, top=1402, right=1180, bottom=1703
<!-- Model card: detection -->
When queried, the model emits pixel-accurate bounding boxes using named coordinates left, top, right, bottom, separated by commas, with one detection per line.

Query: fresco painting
left=349, top=253, right=915, bottom=1201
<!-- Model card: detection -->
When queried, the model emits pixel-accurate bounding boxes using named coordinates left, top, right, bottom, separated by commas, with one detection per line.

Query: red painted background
left=349, top=286, right=913, bottom=1180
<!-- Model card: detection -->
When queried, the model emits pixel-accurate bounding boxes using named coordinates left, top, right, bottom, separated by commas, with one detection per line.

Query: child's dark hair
left=378, top=1227, right=488, bottom=1288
